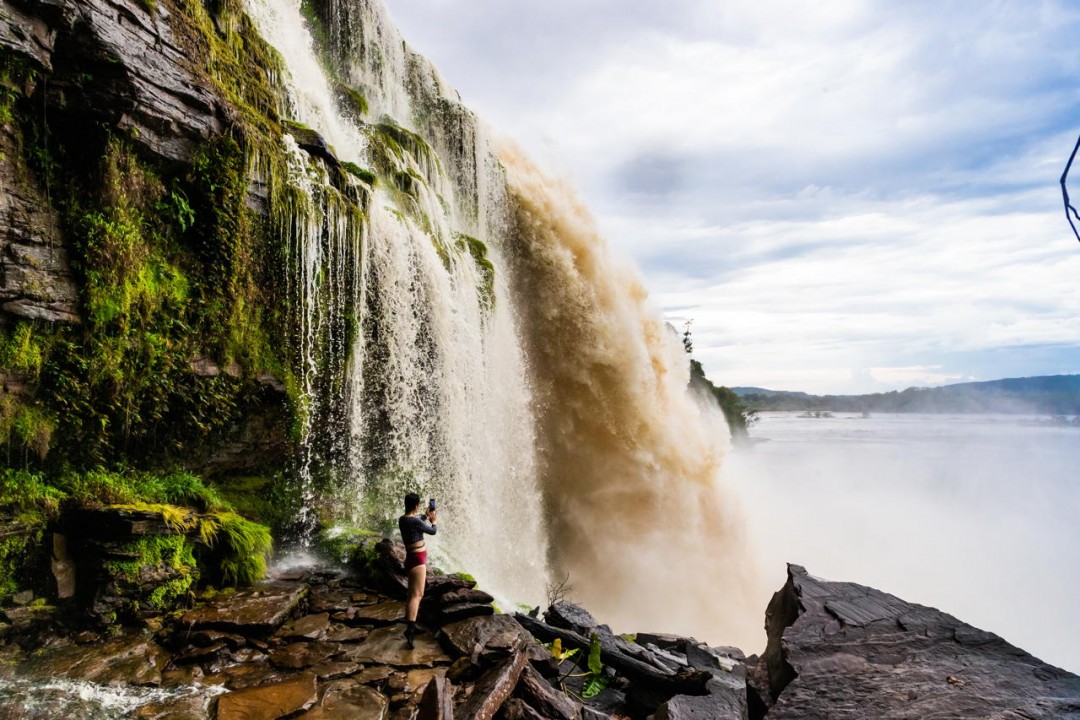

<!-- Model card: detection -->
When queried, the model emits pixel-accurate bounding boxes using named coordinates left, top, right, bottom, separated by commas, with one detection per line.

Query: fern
left=210, top=511, right=272, bottom=586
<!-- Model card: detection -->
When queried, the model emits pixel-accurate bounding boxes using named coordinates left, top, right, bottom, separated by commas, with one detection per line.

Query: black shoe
left=404, top=623, right=416, bottom=649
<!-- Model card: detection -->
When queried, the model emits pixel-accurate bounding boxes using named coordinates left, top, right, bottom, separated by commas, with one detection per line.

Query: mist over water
left=735, top=412, right=1080, bottom=672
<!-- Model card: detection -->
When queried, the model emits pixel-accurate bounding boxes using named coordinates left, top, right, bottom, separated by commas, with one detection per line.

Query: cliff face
left=0, top=0, right=313, bottom=475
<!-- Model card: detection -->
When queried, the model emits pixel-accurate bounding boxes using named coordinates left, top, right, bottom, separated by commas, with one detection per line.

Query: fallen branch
left=1060, top=133, right=1080, bottom=243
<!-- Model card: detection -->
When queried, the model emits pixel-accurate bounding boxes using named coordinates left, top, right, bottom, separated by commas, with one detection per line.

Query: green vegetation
left=0, top=470, right=64, bottom=600
left=342, top=161, right=377, bottom=186
left=214, top=474, right=296, bottom=533
left=455, top=234, right=496, bottom=310
left=335, top=84, right=369, bottom=119
left=0, top=468, right=272, bottom=601
left=200, top=511, right=272, bottom=585
left=297, top=0, right=329, bottom=54
left=0, top=322, right=48, bottom=378
left=581, top=632, right=610, bottom=699
left=0, top=55, right=35, bottom=126
left=104, top=534, right=197, bottom=610
left=545, top=638, right=580, bottom=663
left=689, top=360, right=756, bottom=444
left=315, top=526, right=381, bottom=565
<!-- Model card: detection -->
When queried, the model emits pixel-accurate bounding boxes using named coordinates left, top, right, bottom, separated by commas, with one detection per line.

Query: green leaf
left=581, top=674, right=609, bottom=699
left=588, top=632, right=603, bottom=676
left=544, top=638, right=580, bottom=662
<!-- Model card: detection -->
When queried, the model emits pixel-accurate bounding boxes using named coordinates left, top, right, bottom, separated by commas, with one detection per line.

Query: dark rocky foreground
left=751, top=565, right=1080, bottom=719
left=2, top=549, right=1079, bottom=720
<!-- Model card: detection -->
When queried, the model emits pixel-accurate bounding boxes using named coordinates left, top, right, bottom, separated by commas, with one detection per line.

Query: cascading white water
left=244, top=0, right=551, bottom=604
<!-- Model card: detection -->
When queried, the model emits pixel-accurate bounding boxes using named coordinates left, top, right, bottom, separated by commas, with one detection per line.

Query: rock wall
left=0, top=0, right=302, bottom=475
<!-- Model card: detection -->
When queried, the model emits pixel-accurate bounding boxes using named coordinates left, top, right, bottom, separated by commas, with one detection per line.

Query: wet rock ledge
left=2, top=549, right=1079, bottom=719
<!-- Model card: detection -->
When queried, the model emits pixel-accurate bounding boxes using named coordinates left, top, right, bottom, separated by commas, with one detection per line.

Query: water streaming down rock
left=245, top=0, right=762, bottom=645
left=244, top=0, right=551, bottom=602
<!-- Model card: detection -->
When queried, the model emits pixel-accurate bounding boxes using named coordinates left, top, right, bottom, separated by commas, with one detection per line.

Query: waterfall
left=244, top=0, right=550, bottom=604
left=243, top=0, right=762, bottom=645
left=500, top=142, right=762, bottom=649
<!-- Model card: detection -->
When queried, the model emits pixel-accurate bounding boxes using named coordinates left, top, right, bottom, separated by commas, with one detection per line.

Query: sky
left=385, top=0, right=1080, bottom=394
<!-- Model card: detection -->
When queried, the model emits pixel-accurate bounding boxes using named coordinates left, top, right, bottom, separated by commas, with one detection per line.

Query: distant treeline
left=735, top=375, right=1080, bottom=415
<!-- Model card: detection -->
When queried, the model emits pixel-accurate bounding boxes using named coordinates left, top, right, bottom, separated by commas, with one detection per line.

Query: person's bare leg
left=404, top=564, right=426, bottom=648
left=406, top=565, right=425, bottom=621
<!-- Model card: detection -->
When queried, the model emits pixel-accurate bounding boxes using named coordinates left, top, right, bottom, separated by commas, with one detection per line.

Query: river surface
left=733, top=412, right=1080, bottom=674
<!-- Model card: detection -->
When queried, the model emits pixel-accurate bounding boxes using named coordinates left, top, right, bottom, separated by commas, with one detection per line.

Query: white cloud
left=387, top=0, right=1080, bottom=393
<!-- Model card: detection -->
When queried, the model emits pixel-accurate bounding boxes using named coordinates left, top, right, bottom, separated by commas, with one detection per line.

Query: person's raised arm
left=422, top=511, right=438, bottom=534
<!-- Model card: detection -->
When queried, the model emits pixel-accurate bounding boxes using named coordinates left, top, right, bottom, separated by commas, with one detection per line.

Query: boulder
left=758, top=564, right=1080, bottom=719
left=425, top=574, right=478, bottom=597
left=216, top=674, right=319, bottom=720
left=649, top=676, right=748, bottom=720
left=440, top=614, right=547, bottom=664
left=284, top=123, right=340, bottom=167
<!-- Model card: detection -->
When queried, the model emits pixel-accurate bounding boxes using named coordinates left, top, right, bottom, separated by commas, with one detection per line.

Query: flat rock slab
left=269, top=642, right=341, bottom=669
left=425, top=574, right=477, bottom=597
left=352, top=600, right=406, bottom=624
left=296, top=679, right=388, bottom=720
left=277, top=613, right=331, bottom=641
left=342, top=625, right=451, bottom=668
left=26, top=635, right=170, bottom=686
left=355, top=665, right=394, bottom=685
left=325, top=625, right=369, bottom=643
left=308, top=589, right=367, bottom=614
left=181, top=582, right=308, bottom=635
left=761, top=564, right=1080, bottom=719
left=216, top=673, right=318, bottom=720
left=310, top=661, right=363, bottom=680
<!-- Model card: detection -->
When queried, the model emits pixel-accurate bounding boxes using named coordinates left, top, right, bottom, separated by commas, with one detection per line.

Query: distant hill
left=736, top=374, right=1080, bottom=415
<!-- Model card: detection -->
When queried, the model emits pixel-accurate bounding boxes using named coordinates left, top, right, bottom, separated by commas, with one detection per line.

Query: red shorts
left=405, top=551, right=427, bottom=570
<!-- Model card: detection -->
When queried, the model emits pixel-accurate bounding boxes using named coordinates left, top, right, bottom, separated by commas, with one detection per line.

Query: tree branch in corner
left=1061, top=133, right=1080, bottom=243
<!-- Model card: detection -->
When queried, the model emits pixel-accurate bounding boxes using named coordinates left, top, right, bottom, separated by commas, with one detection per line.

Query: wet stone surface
left=7, top=540, right=1071, bottom=720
